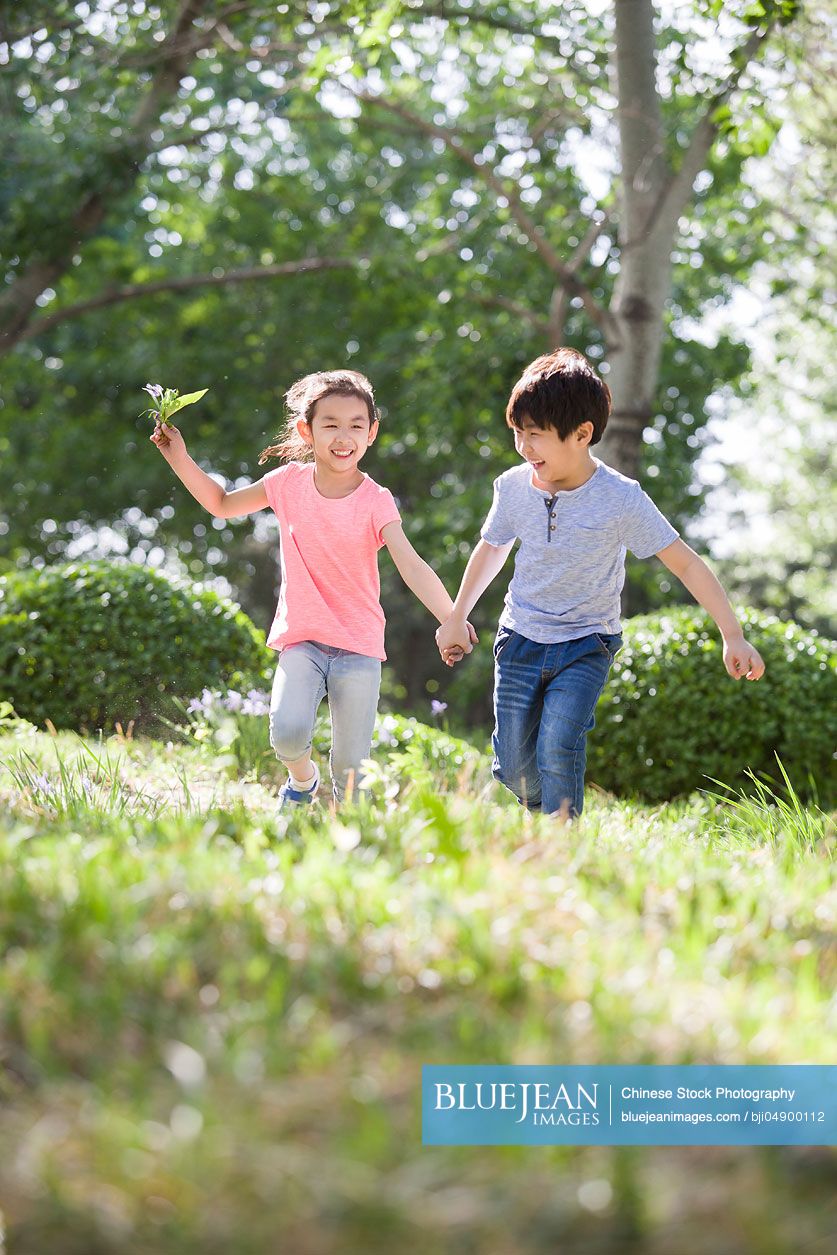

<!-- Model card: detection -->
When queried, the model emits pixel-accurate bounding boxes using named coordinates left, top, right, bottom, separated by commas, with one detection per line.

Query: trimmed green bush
left=587, top=607, right=836, bottom=804
left=0, top=561, right=273, bottom=732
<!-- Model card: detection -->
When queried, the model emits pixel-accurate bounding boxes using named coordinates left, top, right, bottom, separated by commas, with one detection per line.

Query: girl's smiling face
left=298, top=392, right=379, bottom=477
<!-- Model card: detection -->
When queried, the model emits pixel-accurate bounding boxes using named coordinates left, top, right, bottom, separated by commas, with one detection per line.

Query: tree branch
left=570, top=213, right=609, bottom=268
left=473, top=294, right=549, bottom=336
left=547, top=284, right=570, bottom=347
left=347, top=85, right=611, bottom=334
left=14, top=258, right=361, bottom=344
left=546, top=210, right=614, bottom=344
left=650, top=24, right=774, bottom=240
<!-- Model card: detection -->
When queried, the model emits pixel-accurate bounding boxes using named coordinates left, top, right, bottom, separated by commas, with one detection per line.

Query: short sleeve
left=372, top=486, right=401, bottom=547
left=262, top=464, right=291, bottom=514
left=480, top=476, right=517, bottom=546
left=619, top=483, right=679, bottom=558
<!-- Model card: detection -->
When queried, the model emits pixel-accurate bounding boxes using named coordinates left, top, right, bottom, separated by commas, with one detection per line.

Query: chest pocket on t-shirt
left=561, top=522, right=616, bottom=563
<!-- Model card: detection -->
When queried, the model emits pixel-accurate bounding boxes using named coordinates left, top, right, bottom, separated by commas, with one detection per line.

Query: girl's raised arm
left=151, top=421, right=269, bottom=518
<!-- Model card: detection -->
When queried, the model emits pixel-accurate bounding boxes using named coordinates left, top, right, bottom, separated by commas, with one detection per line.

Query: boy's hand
left=437, top=616, right=478, bottom=665
left=723, top=634, right=765, bottom=681
left=150, top=420, right=187, bottom=464
left=441, top=630, right=478, bottom=667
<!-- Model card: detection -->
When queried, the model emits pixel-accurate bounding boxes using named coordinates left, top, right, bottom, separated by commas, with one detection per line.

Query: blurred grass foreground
left=0, top=716, right=835, bottom=1254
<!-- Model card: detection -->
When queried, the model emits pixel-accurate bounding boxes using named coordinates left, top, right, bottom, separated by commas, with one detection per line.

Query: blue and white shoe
left=277, top=764, right=320, bottom=811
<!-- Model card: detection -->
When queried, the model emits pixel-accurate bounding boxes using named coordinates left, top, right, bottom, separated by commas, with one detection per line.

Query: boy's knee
left=492, top=760, right=541, bottom=810
left=548, top=716, right=587, bottom=754
left=492, top=758, right=514, bottom=786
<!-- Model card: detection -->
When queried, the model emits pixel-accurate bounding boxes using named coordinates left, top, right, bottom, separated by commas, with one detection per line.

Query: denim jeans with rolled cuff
left=269, top=640, right=381, bottom=803
left=491, top=627, right=622, bottom=818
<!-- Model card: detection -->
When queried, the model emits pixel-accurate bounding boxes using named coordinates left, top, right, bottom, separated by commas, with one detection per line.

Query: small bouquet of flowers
left=141, top=383, right=208, bottom=426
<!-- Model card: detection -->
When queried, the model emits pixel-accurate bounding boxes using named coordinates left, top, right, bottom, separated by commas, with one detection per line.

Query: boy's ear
left=575, top=421, right=594, bottom=446
left=296, top=417, right=314, bottom=446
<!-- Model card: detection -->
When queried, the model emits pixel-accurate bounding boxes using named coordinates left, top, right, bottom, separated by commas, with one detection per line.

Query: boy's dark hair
left=505, top=347, right=611, bottom=445
left=258, top=369, right=379, bottom=464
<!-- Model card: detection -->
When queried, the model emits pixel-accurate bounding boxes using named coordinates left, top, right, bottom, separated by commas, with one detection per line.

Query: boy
left=436, top=347, right=765, bottom=819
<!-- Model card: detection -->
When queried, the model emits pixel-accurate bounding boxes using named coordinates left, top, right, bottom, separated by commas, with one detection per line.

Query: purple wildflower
left=375, top=714, right=399, bottom=748
left=241, top=689, right=269, bottom=717
left=31, top=773, right=58, bottom=798
left=187, top=688, right=216, bottom=716
left=430, top=700, right=448, bottom=717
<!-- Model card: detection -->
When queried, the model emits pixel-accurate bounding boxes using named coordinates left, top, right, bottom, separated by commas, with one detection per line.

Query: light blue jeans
left=269, top=641, right=381, bottom=803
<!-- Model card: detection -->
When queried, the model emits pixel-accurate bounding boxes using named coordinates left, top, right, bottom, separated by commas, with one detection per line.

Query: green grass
left=0, top=724, right=834, bottom=1254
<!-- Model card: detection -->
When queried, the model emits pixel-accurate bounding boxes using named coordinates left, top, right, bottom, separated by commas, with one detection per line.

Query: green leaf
left=167, top=388, right=209, bottom=415
left=357, top=0, right=402, bottom=50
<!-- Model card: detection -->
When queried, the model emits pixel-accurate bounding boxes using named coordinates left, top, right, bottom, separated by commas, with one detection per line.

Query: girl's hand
left=150, top=420, right=187, bottom=463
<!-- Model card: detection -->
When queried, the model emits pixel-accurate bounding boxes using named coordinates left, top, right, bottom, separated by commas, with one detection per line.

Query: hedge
left=0, top=561, right=273, bottom=733
left=587, top=606, right=836, bottom=804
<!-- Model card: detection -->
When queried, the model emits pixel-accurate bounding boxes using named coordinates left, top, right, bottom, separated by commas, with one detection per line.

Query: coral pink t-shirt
left=262, top=462, right=401, bottom=660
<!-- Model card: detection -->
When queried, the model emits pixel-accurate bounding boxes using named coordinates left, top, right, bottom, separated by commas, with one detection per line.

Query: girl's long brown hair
left=258, top=369, right=379, bottom=464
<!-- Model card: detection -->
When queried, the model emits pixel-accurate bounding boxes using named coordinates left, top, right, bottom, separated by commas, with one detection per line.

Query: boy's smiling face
left=513, top=415, right=596, bottom=492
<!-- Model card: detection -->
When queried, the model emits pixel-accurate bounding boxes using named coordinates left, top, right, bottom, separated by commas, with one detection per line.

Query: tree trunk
left=598, top=238, right=672, bottom=481
left=597, top=0, right=672, bottom=480
left=597, top=1, right=770, bottom=478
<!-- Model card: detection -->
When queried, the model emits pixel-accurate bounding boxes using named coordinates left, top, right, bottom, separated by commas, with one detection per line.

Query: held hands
left=150, top=420, right=187, bottom=464
left=723, top=633, right=766, bottom=681
left=437, top=616, right=478, bottom=668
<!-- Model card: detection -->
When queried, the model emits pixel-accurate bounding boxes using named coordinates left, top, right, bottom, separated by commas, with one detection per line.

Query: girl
left=151, top=368, right=472, bottom=809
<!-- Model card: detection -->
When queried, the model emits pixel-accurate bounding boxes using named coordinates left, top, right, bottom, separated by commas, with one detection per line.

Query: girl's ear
left=296, top=417, right=314, bottom=446
left=366, top=418, right=380, bottom=446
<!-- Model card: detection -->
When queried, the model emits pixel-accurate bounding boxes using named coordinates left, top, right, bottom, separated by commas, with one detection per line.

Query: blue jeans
left=269, top=641, right=381, bottom=802
left=491, top=628, right=622, bottom=818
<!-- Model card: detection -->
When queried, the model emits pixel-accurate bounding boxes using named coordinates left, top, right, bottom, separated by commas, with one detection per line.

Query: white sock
left=289, top=765, right=318, bottom=791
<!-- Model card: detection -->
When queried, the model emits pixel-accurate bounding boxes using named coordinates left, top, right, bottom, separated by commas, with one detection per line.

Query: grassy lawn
left=0, top=723, right=834, bottom=1254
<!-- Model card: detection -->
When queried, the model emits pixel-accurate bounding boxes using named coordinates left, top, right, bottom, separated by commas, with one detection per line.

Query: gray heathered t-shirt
left=480, top=459, right=679, bottom=643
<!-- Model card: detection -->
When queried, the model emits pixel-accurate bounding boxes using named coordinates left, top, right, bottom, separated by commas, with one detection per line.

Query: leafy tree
left=2, top=0, right=807, bottom=478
